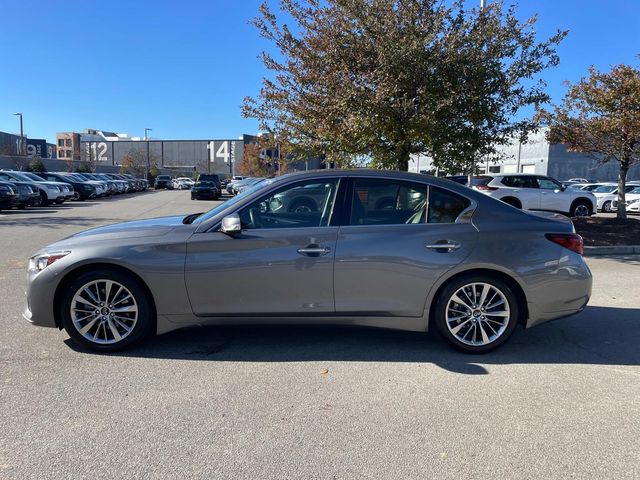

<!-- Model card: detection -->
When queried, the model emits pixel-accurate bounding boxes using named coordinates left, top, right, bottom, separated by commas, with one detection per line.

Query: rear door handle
left=425, top=241, right=461, bottom=252
left=297, top=245, right=332, bottom=257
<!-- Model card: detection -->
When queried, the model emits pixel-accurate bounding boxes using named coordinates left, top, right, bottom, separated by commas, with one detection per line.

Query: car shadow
left=65, top=306, right=640, bottom=374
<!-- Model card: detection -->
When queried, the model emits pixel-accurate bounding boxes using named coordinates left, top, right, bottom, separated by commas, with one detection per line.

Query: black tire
left=601, top=200, right=612, bottom=213
left=39, top=191, right=50, bottom=207
left=434, top=275, right=520, bottom=353
left=60, top=269, right=155, bottom=352
left=571, top=200, right=592, bottom=217
left=54, top=198, right=64, bottom=205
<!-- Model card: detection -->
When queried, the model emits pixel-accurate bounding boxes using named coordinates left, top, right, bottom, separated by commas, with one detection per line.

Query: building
left=56, top=132, right=81, bottom=160
left=0, top=131, right=23, bottom=156
left=26, top=139, right=57, bottom=159
left=409, top=129, right=640, bottom=182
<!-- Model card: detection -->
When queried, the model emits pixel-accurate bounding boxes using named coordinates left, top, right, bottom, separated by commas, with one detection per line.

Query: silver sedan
left=23, top=170, right=592, bottom=353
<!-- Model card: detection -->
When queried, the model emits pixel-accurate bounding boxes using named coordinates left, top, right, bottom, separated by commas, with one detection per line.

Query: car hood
left=67, top=215, right=188, bottom=241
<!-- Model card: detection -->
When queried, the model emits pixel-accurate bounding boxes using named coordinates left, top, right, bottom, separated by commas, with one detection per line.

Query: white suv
left=472, top=174, right=596, bottom=217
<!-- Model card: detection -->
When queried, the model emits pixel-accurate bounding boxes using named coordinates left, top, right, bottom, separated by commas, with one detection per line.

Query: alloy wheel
left=445, top=282, right=510, bottom=347
left=70, top=279, right=138, bottom=344
left=574, top=204, right=590, bottom=217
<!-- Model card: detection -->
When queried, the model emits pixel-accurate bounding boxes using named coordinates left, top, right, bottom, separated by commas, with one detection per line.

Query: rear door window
left=349, top=179, right=470, bottom=225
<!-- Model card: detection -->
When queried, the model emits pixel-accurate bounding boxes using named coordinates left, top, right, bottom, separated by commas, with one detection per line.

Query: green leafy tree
left=243, top=0, right=566, bottom=171
left=25, top=155, right=47, bottom=173
left=538, top=61, right=640, bottom=219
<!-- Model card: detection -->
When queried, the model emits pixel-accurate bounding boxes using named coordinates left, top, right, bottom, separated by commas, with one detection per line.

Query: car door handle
left=425, top=241, right=461, bottom=252
left=297, top=246, right=332, bottom=257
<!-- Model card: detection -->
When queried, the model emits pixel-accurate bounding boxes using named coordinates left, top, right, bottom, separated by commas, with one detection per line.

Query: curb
left=583, top=245, right=640, bottom=256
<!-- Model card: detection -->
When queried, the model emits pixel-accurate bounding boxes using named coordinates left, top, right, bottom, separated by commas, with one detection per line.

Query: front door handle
left=297, top=245, right=332, bottom=257
left=425, top=241, right=461, bottom=252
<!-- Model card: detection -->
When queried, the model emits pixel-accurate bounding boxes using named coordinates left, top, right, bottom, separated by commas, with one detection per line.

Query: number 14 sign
left=208, top=141, right=235, bottom=164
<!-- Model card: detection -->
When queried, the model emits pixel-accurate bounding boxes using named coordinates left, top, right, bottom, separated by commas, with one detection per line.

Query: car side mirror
left=220, top=213, right=242, bottom=236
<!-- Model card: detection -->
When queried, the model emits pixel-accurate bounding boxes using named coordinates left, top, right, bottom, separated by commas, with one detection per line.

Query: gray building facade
left=79, top=138, right=245, bottom=177
left=409, top=129, right=640, bottom=182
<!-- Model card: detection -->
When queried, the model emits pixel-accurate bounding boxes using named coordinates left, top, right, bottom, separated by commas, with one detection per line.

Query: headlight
left=627, top=199, right=640, bottom=205
left=28, top=251, right=70, bottom=272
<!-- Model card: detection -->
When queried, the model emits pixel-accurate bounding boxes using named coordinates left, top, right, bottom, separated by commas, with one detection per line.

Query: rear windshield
left=470, top=176, right=493, bottom=186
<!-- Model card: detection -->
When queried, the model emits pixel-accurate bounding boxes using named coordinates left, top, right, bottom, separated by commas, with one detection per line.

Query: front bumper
left=23, top=266, right=59, bottom=329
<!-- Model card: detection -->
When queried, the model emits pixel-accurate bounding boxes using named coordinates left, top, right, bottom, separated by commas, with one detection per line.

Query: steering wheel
left=249, top=207, right=263, bottom=228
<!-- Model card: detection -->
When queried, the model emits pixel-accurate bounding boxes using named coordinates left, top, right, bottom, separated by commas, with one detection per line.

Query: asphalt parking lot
left=1, top=191, right=639, bottom=479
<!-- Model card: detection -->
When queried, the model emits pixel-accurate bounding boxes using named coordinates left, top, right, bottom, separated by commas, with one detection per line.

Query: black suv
left=196, top=174, right=222, bottom=190
left=192, top=174, right=221, bottom=200
left=155, top=175, right=172, bottom=189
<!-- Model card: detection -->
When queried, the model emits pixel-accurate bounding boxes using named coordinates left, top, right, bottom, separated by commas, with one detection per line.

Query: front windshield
left=630, top=187, right=640, bottom=194
left=21, top=172, right=46, bottom=182
left=593, top=185, right=616, bottom=193
left=194, top=179, right=272, bottom=224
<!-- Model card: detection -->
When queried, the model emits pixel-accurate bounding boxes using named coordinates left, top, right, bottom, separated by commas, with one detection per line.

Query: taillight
left=545, top=233, right=584, bottom=255
left=475, top=184, right=498, bottom=191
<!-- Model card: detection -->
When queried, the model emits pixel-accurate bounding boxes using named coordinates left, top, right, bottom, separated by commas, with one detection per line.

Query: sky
left=0, top=0, right=639, bottom=144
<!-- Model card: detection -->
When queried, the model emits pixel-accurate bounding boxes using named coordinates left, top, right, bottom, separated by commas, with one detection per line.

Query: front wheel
left=571, top=201, right=592, bottom=217
left=60, top=269, right=154, bottom=352
left=435, top=276, right=520, bottom=353
left=601, top=201, right=612, bottom=213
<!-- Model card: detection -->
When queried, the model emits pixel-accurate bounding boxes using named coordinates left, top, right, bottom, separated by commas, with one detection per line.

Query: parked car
left=591, top=183, right=640, bottom=212
left=38, top=173, right=97, bottom=201
left=18, top=172, right=75, bottom=203
left=173, top=177, right=195, bottom=190
left=7, top=181, right=41, bottom=208
left=562, top=178, right=590, bottom=186
left=611, top=186, right=640, bottom=211
left=0, top=181, right=19, bottom=210
left=120, top=174, right=148, bottom=191
left=226, top=177, right=250, bottom=195
left=196, top=174, right=222, bottom=192
left=235, top=177, right=266, bottom=195
left=190, top=181, right=220, bottom=200
left=472, top=174, right=596, bottom=217
left=155, top=175, right=173, bottom=189
left=0, top=171, right=65, bottom=206
left=24, top=170, right=591, bottom=354
left=626, top=198, right=640, bottom=213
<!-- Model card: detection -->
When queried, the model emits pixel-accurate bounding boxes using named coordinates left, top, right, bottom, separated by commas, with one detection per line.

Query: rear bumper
left=525, top=254, right=593, bottom=328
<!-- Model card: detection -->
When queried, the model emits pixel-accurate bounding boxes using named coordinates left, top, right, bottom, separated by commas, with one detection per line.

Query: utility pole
left=144, top=128, right=152, bottom=180
left=14, top=113, right=24, bottom=155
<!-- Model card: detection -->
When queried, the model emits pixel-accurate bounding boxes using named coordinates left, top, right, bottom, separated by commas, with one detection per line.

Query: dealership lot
left=1, top=191, right=638, bottom=479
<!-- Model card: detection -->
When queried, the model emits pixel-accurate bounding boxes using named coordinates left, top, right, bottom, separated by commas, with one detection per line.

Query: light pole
left=14, top=113, right=24, bottom=155
left=144, top=128, right=152, bottom=180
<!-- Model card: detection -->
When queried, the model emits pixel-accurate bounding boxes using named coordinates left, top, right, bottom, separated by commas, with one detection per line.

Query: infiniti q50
left=24, top=170, right=592, bottom=353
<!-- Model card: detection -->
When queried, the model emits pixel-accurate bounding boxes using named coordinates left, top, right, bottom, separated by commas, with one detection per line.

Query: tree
left=538, top=62, right=640, bottom=219
left=25, top=156, right=47, bottom=173
left=238, top=134, right=301, bottom=176
left=243, top=0, right=565, bottom=171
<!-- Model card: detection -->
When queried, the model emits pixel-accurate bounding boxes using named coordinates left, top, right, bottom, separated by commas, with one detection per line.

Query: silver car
left=23, top=170, right=592, bottom=353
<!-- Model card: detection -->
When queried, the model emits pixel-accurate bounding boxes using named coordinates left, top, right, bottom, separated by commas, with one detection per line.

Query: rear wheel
left=60, top=269, right=154, bottom=352
left=435, top=275, right=520, bottom=353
